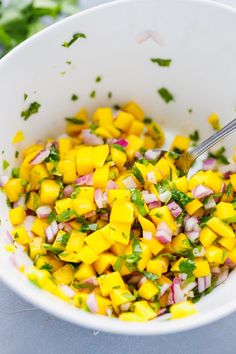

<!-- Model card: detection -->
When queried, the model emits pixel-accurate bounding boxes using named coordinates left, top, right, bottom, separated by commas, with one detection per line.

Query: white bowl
left=1, top=0, right=236, bottom=335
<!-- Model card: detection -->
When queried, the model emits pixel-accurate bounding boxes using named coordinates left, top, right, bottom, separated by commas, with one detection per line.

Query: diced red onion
left=198, top=277, right=206, bottom=293
left=23, top=216, right=36, bottom=231
left=218, top=163, right=236, bottom=175
left=82, top=129, right=103, bottom=146
left=186, top=231, right=200, bottom=242
left=178, top=273, right=187, bottom=281
left=216, top=266, right=229, bottom=286
left=171, top=278, right=184, bottom=303
left=105, top=307, right=113, bottom=317
left=143, top=231, right=153, bottom=240
left=30, top=149, right=50, bottom=165
left=167, top=201, right=182, bottom=218
left=94, top=188, right=104, bottom=209
left=63, top=185, right=73, bottom=197
left=75, top=173, right=93, bottom=186
left=159, top=190, right=172, bottom=204
left=211, top=265, right=220, bottom=274
left=146, top=171, right=156, bottom=183
left=155, top=221, right=172, bottom=244
left=192, top=184, right=213, bottom=199
left=135, top=151, right=142, bottom=159
left=224, top=258, right=235, bottom=267
left=203, top=158, right=217, bottom=171
left=205, top=274, right=211, bottom=289
left=82, top=276, right=98, bottom=287
left=120, top=302, right=131, bottom=312
left=145, top=149, right=161, bottom=161
left=13, top=195, right=25, bottom=208
left=185, top=216, right=198, bottom=232
left=159, top=283, right=170, bottom=297
left=142, top=193, right=158, bottom=204
left=4, top=230, right=13, bottom=244
left=100, top=213, right=109, bottom=221
left=137, top=276, right=147, bottom=288
left=148, top=201, right=161, bottom=210
left=36, top=205, right=52, bottom=219
left=114, top=139, right=128, bottom=147
left=220, top=183, right=226, bottom=194
left=193, top=246, right=206, bottom=257
left=183, top=281, right=197, bottom=294
left=0, top=175, right=9, bottom=187
left=46, top=221, right=58, bottom=243
left=204, top=197, right=216, bottom=210
left=122, top=176, right=137, bottom=189
left=86, top=293, right=98, bottom=313
left=126, top=273, right=143, bottom=285
left=106, top=180, right=118, bottom=191
left=60, top=285, right=75, bottom=298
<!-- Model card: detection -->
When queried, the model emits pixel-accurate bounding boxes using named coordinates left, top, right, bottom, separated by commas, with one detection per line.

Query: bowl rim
left=1, top=0, right=236, bottom=335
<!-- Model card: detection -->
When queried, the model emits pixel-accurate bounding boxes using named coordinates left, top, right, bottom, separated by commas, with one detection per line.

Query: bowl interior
left=1, top=0, right=236, bottom=335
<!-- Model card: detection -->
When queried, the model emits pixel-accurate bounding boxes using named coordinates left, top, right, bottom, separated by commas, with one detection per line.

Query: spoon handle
left=190, top=118, right=236, bottom=160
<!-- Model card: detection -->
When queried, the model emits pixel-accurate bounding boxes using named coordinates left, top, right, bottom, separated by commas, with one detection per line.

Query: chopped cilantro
left=226, top=183, right=233, bottom=197
left=158, top=87, right=174, bottom=103
left=112, top=144, right=125, bottom=153
left=15, top=151, right=19, bottom=159
left=65, top=117, right=85, bottom=125
left=223, top=216, right=236, bottom=224
left=108, top=91, right=112, bottom=99
left=70, top=187, right=81, bottom=199
left=66, top=60, right=72, bottom=65
left=143, top=117, right=152, bottom=124
left=24, top=93, right=28, bottom=101
left=90, top=90, right=96, bottom=98
left=203, top=193, right=221, bottom=205
left=11, top=168, right=19, bottom=178
left=113, top=104, right=120, bottom=110
left=2, top=159, right=9, bottom=170
left=57, top=232, right=70, bottom=246
left=71, top=94, right=78, bottom=101
left=46, top=145, right=60, bottom=166
left=40, top=262, right=53, bottom=272
left=42, top=244, right=61, bottom=255
left=56, top=209, right=74, bottom=222
left=132, top=165, right=144, bottom=184
left=143, top=271, right=159, bottom=281
left=171, top=189, right=193, bottom=207
left=168, top=151, right=179, bottom=160
left=62, top=33, right=87, bottom=48
left=73, top=281, right=95, bottom=290
left=80, top=223, right=97, bottom=232
left=150, top=58, right=172, bottom=67
left=200, top=215, right=212, bottom=228
left=131, top=189, right=148, bottom=216
left=95, top=76, right=102, bottom=83
left=21, top=101, right=41, bottom=120
left=189, top=130, right=200, bottom=143
left=6, top=198, right=12, bottom=208
left=179, top=259, right=196, bottom=277
left=47, top=211, right=57, bottom=224
left=156, top=180, right=171, bottom=194
left=188, top=108, right=193, bottom=113
left=113, top=256, right=123, bottom=271
left=208, top=147, right=229, bottom=165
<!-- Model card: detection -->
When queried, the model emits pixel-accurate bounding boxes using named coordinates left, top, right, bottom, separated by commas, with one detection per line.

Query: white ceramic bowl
left=1, top=0, right=236, bottom=335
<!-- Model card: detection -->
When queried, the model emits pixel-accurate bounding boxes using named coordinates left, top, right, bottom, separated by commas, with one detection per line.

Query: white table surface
left=1, top=1, right=236, bottom=353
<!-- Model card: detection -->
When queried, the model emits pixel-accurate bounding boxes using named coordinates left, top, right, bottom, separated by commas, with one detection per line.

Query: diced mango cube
left=193, top=258, right=211, bottom=277
left=66, top=231, right=85, bottom=253
left=207, top=217, right=235, bottom=238
left=93, top=164, right=109, bottom=190
left=114, top=111, right=134, bottom=131
left=58, top=160, right=76, bottom=184
left=138, top=280, right=159, bottom=300
left=93, top=252, right=117, bottom=274
left=74, top=263, right=95, bottom=281
left=171, top=135, right=190, bottom=152
left=9, top=207, right=26, bottom=226
left=93, top=145, right=109, bottom=168
left=53, top=264, right=74, bottom=285
left=170, top=301, right=198, bottom=319
left=134, top=301, right=157, bottom=320
left=214, top=202, right=236, bottom=220
left=85, top=230, right=112, bottom=254
left=110, top=201, right=134, bottom=224
left=185, top=199, right=203, bottom=215
left=199, top=226, right=217, bottom=248
left=76, top=147, right=94, bottom=176
left=31, top=218, right=48, bottom=238
left=40, top=179, right=60, bottom=205
left=4, top=178, right=25, bottom=202
left=126, top=135, right=144, bottom=160
left=98, top=272, right=126, bottom=296
left=11, top=226, right=31, bottom=245
left=122, top=101, right=144, bottom=121
left=205, top=245, right=226, bottom=264
left=78, top=245, right=98, bottom=264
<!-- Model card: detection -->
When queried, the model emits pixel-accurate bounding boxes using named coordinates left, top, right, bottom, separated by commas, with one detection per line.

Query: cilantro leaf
left=62, top=32, right=87, bottom=48
left=80, top=223, right=97, bottom=232
left=200, top=215, right=212, bottom=228
left=208, top=147, right=229, bottom=165
left=143, top=271, right=159, bottom=281
left=2, top=159, right=9, bottom=170
left=56, top=209, right=74, bottom=222
left=131, top=189, right=148, bottom=216
left=90, top=90, right=96, bottom=98
left=112, top=144, right=125, bottom=153
left=42, top=244, right=61, bottom=255
left=158, top=87, right=174, bottom=103
left=65, top=117, right=85, bottom=125
left=70, top=187, right=81, bottom=199
left=189, top=130, right=200, bottom=146
left=21, top=102, right=41, bottom=120
left=71, top=94, right=78, bottom=101
left=113, top=256, right=123, bottom=272
left=171, top=189, right=193, bottom=207
left=150, top=58, right=172, bottom=67
left=226, top=183, right=233, bottom=197
left=40, top=262, right=53, bottom=272
left=47, top=210, right=57, bottom=224
left=132, top=165, right=144, bottom=184
left=95, top=76, right=102, bottom=83
left=179, top=259, right=196, bottom=277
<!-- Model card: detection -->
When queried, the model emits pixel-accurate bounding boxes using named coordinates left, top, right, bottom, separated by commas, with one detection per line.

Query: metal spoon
left=155, top=118, right=236, bottom=174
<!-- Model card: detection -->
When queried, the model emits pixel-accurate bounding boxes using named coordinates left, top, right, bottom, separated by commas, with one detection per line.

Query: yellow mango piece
left=53, top=264, right=74, bottom=285
left=40, top=179, right=60, bottom=205
left=93, top=107, right=113, bottom=126
left=72, top=198, right=96, bottom=215
left=55, top=198, right=73, bottom=215
left=75, top=147, right=94, bottom=176
left=52, top=230, right=70, bottom=251
left=219, top=237, right=236, bottom=250
left=9, top=207, right=26, bottom=226
left=110, top=288, right=135, bottom=310
left=93, top=252, right=116, bottom=274
left=172, top=176, right=188, bottom=193
left=74, top=263, right=95, bottom=281
left=108, top=189, right=130, bottom=205
left=137, top=242, right=152, bottom=271
left=146, top=257, right=169, bottom=276
left=230, top=174, right=236, bottom=192
left=214, top=202, right=236, bottom=220
left=199, top=226, right=217, bottom=248
left=66, top=231, right=85, bottom=253
left=119, top=312, right=144, bottom=322
left=228, top=247, right=236, bottom=263
left=170, top=301, right=198, bottom=319
left=58, top=250, right=80, bottom=263
left=172, top=233, right=192, bottom=253
left=30, top=164, right=49, bottom=189
left=143, top=135, right=156, bottom=149
left=106, top=124, right=121, bottom=138
left=109, top=222, right=131, bottom=245
left=205, top=245, right=226, bottom=264
left=93, top=145, right=109, bottom=168
left=4, top=178, right=25, bottom=202
left=147, top=122, right=165, bottom=148
left=185, top=199, right=203, bottom=215
left=26, top=192, right=40, bottom=211
left=203, top=170, right=223, bottom=193
left=58, top=160, right=76, bottom=184
left=77, top=187, right=95, bottom=202
left=126, top=135, right=144, bottom=160
left=93, top=164, right=109, bottom=189
left=95, top=126, right=112, bottom=138
left=149, top=206, right=176, bottom=232
left=31, top=218, right=48, bottom=238
left=122, top=101, right=144, bottom=121
left=207, top=217, right=235, bottom=238
left=111, top=147, right=127, bottom=170
left=110, top=201, right=134, bottom=224
left=193, top=258, right=211, bottom=277
left=110, top=242, right=127, bottom=256
left=171, top=135, right=190, bottom=152
left=138, top=214, right=156, bottom=235
left=29, top=237, right=47, bottom=260
left=11, top=226, right=31, bottom=245
left=134, top=301, right=157, bottom=321
left=78, top=245, right=98, bottom=264
left=98, top=271, right=126, bottom=297
left=114, top=111, right=134, bottom=131
left=96, top=295, right=112, bottom=315
left=35, top=255, right=64, bottom=272
left=142, top=237, right=164, bottom=256
left=66, top=108, right=88, bottom=134
left=85, top=230, right=112, bottom=254
left=208, top=113, right=221, bottom=130
left=138, top=280, right=159, bottom=300
left=12, top=130, right=24, bottom=143
left=128, top=120, right=144, bottom=136
left=58, top=137, right=72, bottom=159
